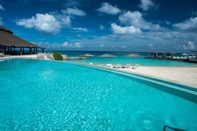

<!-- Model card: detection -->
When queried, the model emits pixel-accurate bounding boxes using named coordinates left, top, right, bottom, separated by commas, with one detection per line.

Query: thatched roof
left=0, top=26, right=39, bottom=48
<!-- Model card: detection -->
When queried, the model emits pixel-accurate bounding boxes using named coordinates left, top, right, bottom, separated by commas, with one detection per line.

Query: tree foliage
left=53, top=52, right=63, bottom=60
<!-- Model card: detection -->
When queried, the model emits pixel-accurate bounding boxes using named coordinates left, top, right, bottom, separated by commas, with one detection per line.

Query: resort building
left=0, top=26, right=43, bottom=55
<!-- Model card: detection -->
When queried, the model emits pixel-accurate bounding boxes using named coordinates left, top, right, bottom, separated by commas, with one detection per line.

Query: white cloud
left=0, top=17, right=3, bottom=25
left=62, top=8, right=86, bottom=16
left=173, top=17, right=197, bottom=30
left=98, top=3, right=120, bottom=15
left=62, top=42, right=68, bottom=47
left=183, top=41, right=195, bottom=50
left=0, top=4, right=5, bottom=11
left=119, top=11, right=162, bottom=30
left=16, top=13, right=71, bottom=35
left=72, top=27, right=87, bottom=32
left=111, top=23, right=141, bottom=34
left=75, top=42, right=82, bottom=47
left=139, top=0, right=155, bottom=11
left=100, top=25, right=104, bottom=30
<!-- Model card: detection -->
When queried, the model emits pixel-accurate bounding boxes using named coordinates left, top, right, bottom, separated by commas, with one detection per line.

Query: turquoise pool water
left=0, top=59, right=197, bottom=130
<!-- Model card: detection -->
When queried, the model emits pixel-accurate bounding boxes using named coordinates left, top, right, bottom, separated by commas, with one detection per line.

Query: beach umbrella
left=79, top=53, right=94, bottom=63
left=99, top=53, right=116, bottom=57
left=79, top=53, right=95, bottom=57
left=126, top=53, right=140, bottom=64
left=99, top=53, right=116, bottom=64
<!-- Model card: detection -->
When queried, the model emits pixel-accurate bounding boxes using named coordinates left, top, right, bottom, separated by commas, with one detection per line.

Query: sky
left=0, top=0, right=197, bottom=52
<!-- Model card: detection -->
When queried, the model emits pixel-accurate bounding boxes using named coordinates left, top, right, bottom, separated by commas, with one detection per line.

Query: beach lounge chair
left=116, top=64, right=121, bottom=68
left=125, top=64, right=131, bottom=68
left=133, top=64, right=140, bottom=69
left=106, top=64, right=113, bottom=68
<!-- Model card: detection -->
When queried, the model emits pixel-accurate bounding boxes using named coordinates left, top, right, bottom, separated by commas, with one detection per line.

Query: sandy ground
left=117, top=66, right=197, bottom=88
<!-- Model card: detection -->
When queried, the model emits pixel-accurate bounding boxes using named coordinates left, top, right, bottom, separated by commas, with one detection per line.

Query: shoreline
left=117, top=66, right=197, bottom=88
left=1, top=54, right=197, bottom=87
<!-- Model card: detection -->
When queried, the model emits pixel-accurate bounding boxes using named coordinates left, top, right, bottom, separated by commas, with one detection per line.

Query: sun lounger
left=133, top=64, right=140, bottom=69
left=116, top=64, right=121, bottom=68
left=125, top=64, right=131, bottom=68
left=106, top=64, right=113, bottom=68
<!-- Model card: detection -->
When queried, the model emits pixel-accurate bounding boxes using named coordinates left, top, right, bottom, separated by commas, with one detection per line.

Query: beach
left=118, top=66, right=197, bottom=88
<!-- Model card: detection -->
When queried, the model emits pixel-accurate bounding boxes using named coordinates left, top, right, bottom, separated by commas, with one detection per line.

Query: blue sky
left=0, top=0, right=197, bottom=52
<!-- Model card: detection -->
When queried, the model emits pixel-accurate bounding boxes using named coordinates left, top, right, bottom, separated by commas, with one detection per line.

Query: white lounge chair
left=133, top=64, right=140, bottom=69
left=106, top=64, right=113, bottom=68
left=125, top=64, right=131, bottom=68
left=116, top=64, right=121, bottom=68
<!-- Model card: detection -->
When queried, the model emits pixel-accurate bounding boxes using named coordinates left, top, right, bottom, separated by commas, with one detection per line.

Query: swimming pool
left=0, top=59, right=197, bottom=130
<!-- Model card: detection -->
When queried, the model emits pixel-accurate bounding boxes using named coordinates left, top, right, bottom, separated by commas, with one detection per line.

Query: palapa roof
left=0, top=26, right=39, bottom=48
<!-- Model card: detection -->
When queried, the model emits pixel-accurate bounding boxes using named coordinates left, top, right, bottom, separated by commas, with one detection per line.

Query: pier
left=145, top=52, right=197, bottom=63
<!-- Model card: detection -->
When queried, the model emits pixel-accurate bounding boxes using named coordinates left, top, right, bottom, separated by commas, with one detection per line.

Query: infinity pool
left=0, top=59, right=197, bottom=130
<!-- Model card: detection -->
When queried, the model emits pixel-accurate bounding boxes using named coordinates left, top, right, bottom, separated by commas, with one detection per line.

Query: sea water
left=47, top=50, right=197, bottom=67
left=0, top=59, right=197, bottom=130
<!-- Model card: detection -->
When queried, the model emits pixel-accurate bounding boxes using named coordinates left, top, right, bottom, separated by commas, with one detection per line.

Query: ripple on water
left=0, top=59, right=197, bottom=130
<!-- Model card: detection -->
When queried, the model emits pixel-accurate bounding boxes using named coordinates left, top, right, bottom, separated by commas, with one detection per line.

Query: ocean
left=46, top=50, right=197, bottom=67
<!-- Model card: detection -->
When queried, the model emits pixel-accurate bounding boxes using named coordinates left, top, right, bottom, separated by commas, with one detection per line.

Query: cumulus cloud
left=183, top=41, right=195, bottom=50
left=75, top=42, right=82, bottom=47
left=139, top=0, right=155, bottom=11
left=0, top=17, right=3, bottom=25
left=62, top=8, right=86, bottom=16
left=111, top=23, right=141, bottom=34
left=0, top=4, right=5, bottom=11
left=98, top=3, right=120, bottom=15
left=100, top=25, right=104, bottom=30
left=173, top=17, right=197, bottom=30
left=72, top=27, right=87, bottom=32
left=62, top=42, right=68, bottom=47
left=16, top=12, right=71, bottom=35
left=119, top=11, right=162, bottom=30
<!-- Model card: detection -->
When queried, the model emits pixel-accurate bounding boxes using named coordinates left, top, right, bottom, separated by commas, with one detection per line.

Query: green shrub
left=53, top=52, right=63, bottom=60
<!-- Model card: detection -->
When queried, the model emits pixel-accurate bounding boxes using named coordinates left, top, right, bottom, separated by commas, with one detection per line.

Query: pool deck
left=1, top=54, right=197, bottom=88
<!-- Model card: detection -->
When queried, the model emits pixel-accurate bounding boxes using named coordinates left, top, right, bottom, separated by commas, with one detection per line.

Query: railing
left=163, top=125, right=187, bottom=131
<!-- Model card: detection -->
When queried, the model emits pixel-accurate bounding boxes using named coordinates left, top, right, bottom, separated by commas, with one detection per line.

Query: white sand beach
left=118, top=66, right=197, bottom=88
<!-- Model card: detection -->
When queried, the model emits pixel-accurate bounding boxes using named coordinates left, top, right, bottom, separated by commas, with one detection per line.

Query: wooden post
left=42, top=48, right=44, bottom=53
left=20, top=47, right=22, bottom=55
left=30, top=47, right=32, bottom=54
left=2, top=45, right=4, bottom=54
left=36, top=48, right=38, bottom=54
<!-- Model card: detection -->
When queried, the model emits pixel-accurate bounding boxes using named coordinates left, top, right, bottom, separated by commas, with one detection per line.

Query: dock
left=145, top=52, right=197, bottom=63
